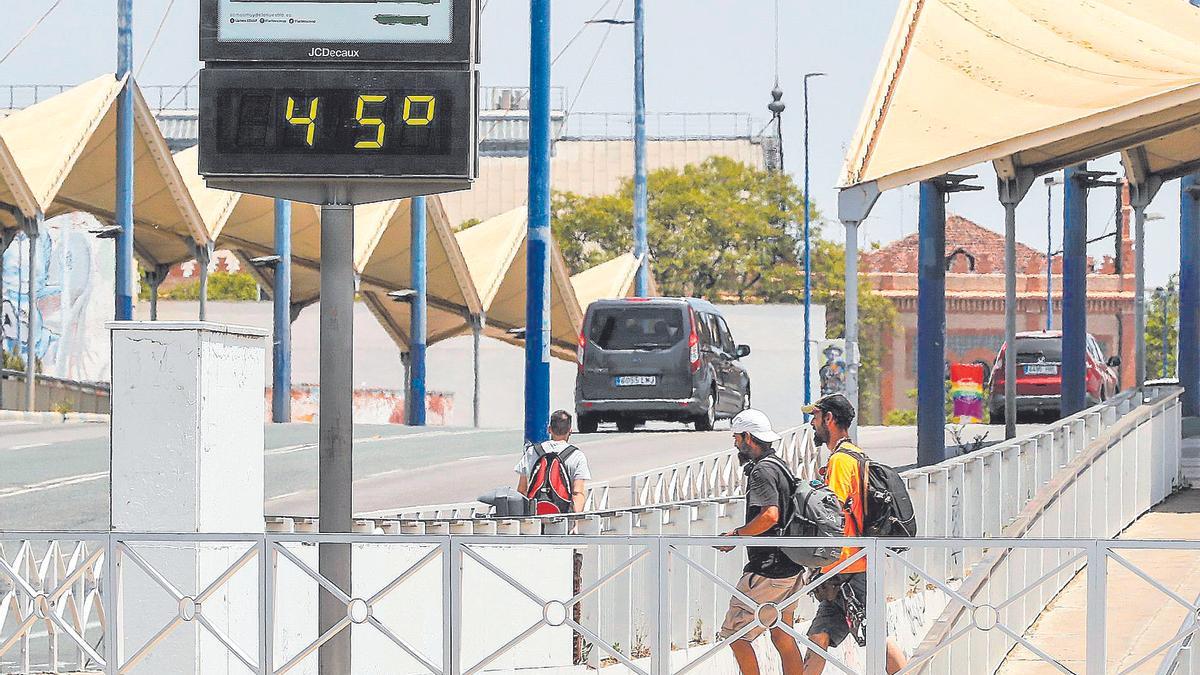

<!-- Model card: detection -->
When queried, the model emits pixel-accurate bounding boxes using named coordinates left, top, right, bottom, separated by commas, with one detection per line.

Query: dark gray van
left=575, top=298, right=751, bottom=432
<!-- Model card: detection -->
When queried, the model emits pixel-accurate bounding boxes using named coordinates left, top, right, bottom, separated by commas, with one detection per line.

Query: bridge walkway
left=1000, top=489, right=1200, bottom=674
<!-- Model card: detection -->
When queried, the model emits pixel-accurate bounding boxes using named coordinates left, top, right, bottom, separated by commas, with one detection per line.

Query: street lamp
left=801, top=72, right=826, bottom=411
left=587, top=6, right=648, bottom=297
left=1044, top=175, right=1063, bottom=331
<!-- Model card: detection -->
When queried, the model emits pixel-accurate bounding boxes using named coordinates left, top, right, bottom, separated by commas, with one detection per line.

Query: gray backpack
left=759, top=456, right=846, bottom=568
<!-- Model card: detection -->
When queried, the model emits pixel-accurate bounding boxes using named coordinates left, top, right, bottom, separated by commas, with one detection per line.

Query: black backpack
left=524, top=444, right=579, bottom=514
left=758, top=456, right=846, bottom=568
left=835, top=446, right=917, bottom=538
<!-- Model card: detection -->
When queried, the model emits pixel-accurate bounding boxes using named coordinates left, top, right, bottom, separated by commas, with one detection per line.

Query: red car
left=988, top=330, right=1121, bottom=423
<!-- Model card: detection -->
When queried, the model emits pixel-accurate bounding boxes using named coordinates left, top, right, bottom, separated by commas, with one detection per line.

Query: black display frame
left=198, top=66, right=475, bottom=179
left=199, top=0, right=477, bottom=64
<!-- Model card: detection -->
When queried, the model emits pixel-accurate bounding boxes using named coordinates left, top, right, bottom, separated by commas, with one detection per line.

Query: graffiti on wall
left=264, top=385, right=455, bottom=425
left=1, top=213, right=114, bottom=382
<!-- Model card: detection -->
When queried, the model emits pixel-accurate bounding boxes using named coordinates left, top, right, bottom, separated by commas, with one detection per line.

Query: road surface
left=0, top=418, right=1038, bottom=531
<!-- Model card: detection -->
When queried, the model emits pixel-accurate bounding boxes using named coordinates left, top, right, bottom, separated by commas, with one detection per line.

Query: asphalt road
left=0, top=418, right=1040, bottom=531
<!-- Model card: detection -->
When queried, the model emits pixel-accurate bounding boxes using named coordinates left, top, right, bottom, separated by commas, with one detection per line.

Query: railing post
left=1086, top=540, right=1107, bottom=674
left=259, top=538, right=273, bottom=675
left=103, top=535, right=119, bottom=675
left=653, top=537, right=670, bottom=675
left=866, top=539, right=887, bottom=674
left=446, top=537, right=462, bottom=675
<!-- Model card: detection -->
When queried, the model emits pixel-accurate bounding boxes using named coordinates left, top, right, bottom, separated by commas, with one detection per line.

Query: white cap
left=730, top=408, right=780, bottom=444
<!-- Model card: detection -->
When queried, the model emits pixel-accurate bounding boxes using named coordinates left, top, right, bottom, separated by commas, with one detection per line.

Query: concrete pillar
left=109, top=321, right=266, bottom=673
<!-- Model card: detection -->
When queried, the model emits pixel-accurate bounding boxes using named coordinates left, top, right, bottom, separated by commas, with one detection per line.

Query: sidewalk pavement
left=999, top=489, right=1200, bottom=674
left=0, top=409, right=108, bottom=424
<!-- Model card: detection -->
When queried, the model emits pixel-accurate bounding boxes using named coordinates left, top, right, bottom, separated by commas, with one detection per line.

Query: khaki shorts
left=719, top=572, right=804, bottom=642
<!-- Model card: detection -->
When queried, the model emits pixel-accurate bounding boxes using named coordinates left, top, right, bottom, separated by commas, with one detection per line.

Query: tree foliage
left=1146, top=274, right=1179, bottom=381
left=552, top=157, right=809, bottom=302
left=550, top=157, right=898, bottom=423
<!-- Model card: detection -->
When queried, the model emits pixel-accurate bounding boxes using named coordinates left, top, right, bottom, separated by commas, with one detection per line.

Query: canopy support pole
left=836, top=182, right=880, bottom=440
left=23, top=214, right=40, bottom=413
left=1181, top=174, right=1200, bottom=418
left=917, top=175, right=981, bottom=466
left=471, top=313, right=485, bottom=429
left=0, top=227, right=13, bottom=411
left=195, top=242, right=213, bottom=322
left=1128, top=178, right=1161, bottom=390
left=998, top=171, right=1034, bottom=440
left=917, top=182, right=947, bottom=465
left=273, top=199, right=293, bottom=424
left=410, top=196, right=428, bottom=427
left=143, top=264, right=171, bottom=321
left=525, top=0, right=553, bottom=444
left=1062, top=165, right=1090, bottom=416
left=114, top=0, right=134, bottom=322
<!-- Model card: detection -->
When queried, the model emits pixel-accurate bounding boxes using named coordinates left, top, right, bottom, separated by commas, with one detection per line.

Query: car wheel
left=695, top=390, right=716, bottom=431
left=616, top=418, right=638, bottom=433
left=990, top=407, right=1004, bottom=425
left=577, top=415, right=598, bottom=434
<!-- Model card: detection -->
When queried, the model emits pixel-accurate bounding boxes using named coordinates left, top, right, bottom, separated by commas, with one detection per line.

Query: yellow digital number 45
left=354, top=95, right=388, bottom=150
left=285, top=96, right=320, bottom=147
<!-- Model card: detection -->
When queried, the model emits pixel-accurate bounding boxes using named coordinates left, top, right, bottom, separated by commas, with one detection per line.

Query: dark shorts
left=807, top=573, right=868, bottom=649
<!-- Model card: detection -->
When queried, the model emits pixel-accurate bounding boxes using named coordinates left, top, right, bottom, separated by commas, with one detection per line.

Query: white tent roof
left=840, top=0, right=1200, bottom=196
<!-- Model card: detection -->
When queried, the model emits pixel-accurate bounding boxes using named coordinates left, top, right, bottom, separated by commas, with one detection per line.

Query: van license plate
left=1024, top=364, right=1058, bottom=375
left=615, top=375, right=657, bottom=386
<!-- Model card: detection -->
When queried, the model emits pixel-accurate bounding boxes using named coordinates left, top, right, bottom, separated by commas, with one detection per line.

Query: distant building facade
left=859, top=191, right=1137, bottom=420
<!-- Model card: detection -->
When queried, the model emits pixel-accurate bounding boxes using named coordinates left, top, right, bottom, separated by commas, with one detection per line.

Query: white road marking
left=264, top=428, right=513, bottom=457
left=7, top=442, right=49, bottom=451
left=0, top=472, right=108, bottom=500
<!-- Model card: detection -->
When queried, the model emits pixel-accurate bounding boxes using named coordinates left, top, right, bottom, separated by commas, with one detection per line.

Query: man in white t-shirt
left=515, top=410, right=592, bottom=513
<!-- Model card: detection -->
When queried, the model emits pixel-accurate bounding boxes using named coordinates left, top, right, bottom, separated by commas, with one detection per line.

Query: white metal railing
left=375, top=481, right=612, bottom=521
left=4, top=533, right=1200, bottom=673
left=629, top=425, right=816, bottom=507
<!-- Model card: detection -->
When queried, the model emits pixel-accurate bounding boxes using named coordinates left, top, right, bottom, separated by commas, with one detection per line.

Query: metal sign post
left=198, top=1, right=478, bottom=670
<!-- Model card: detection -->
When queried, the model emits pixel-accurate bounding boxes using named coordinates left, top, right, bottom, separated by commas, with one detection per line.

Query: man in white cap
left=716, top=408, right=804, bottom=675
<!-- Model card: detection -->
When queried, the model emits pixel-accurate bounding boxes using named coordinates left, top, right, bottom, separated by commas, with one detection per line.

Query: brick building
left=860, top=199, right=1136, bottom=420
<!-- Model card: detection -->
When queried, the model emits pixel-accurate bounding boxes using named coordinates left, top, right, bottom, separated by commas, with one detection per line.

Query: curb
left=0, top=410, right=109, bottom=424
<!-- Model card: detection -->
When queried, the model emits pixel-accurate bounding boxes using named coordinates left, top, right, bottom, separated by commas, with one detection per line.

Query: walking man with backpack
left=516, top=410, right=591, bottom=514
left=800, top=393, right=908, bottom=674
left=715, top=409, right=806, bottom=675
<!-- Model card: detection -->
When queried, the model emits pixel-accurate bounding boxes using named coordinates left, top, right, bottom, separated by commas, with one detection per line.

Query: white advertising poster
left=218, top=0, right=454, bottom=43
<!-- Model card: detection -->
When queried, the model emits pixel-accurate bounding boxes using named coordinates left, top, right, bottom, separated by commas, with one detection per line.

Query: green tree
left=550, top=157, right=897, bottom=422
left=552, top=157, right=809, bottom=302
left=1146, top=275, right=1179, bottom=381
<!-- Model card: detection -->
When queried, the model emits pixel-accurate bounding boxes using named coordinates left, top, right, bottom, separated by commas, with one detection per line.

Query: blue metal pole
left=632, top=0, right=649, bottom=297
left=114, top=0, right=134, bottom=321
left=525, top=0, right=552, bottom=444
left=272, top=199, right=292, bottom=424
left=1179, top=174, right=1199, bottom=417
left=1046, top=179, right=1054, bottom=331
left=410, top=196, right=428, bottom=427
left=916, top=180, right=946, bottom=466
left=1062, top=164, right=1089, bottom=416
left=803, top=77, right=812, bottom=409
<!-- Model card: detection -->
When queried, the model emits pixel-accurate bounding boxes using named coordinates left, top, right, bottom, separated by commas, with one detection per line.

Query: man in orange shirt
left=800, top=394, right=907, bottom=674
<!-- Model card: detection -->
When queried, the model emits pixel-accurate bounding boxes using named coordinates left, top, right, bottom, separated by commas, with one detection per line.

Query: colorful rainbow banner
left=950, top=363, right=986, bottom=424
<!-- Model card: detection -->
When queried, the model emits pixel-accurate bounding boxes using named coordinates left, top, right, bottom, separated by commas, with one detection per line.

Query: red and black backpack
left=524, top=443, right=579, bottom=514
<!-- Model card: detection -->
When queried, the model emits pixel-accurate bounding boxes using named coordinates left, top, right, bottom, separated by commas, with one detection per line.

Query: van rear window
left=589, top=307, right=686, bottom=350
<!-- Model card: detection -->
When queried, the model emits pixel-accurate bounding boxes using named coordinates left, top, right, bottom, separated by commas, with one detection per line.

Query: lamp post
left=1044, top=175, right=1063, bottom=331
left=801, top=72, right=826, bottom=410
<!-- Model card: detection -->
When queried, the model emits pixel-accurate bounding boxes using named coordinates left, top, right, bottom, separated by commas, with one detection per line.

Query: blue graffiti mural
left=1, top=214, right=113, bottom=381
